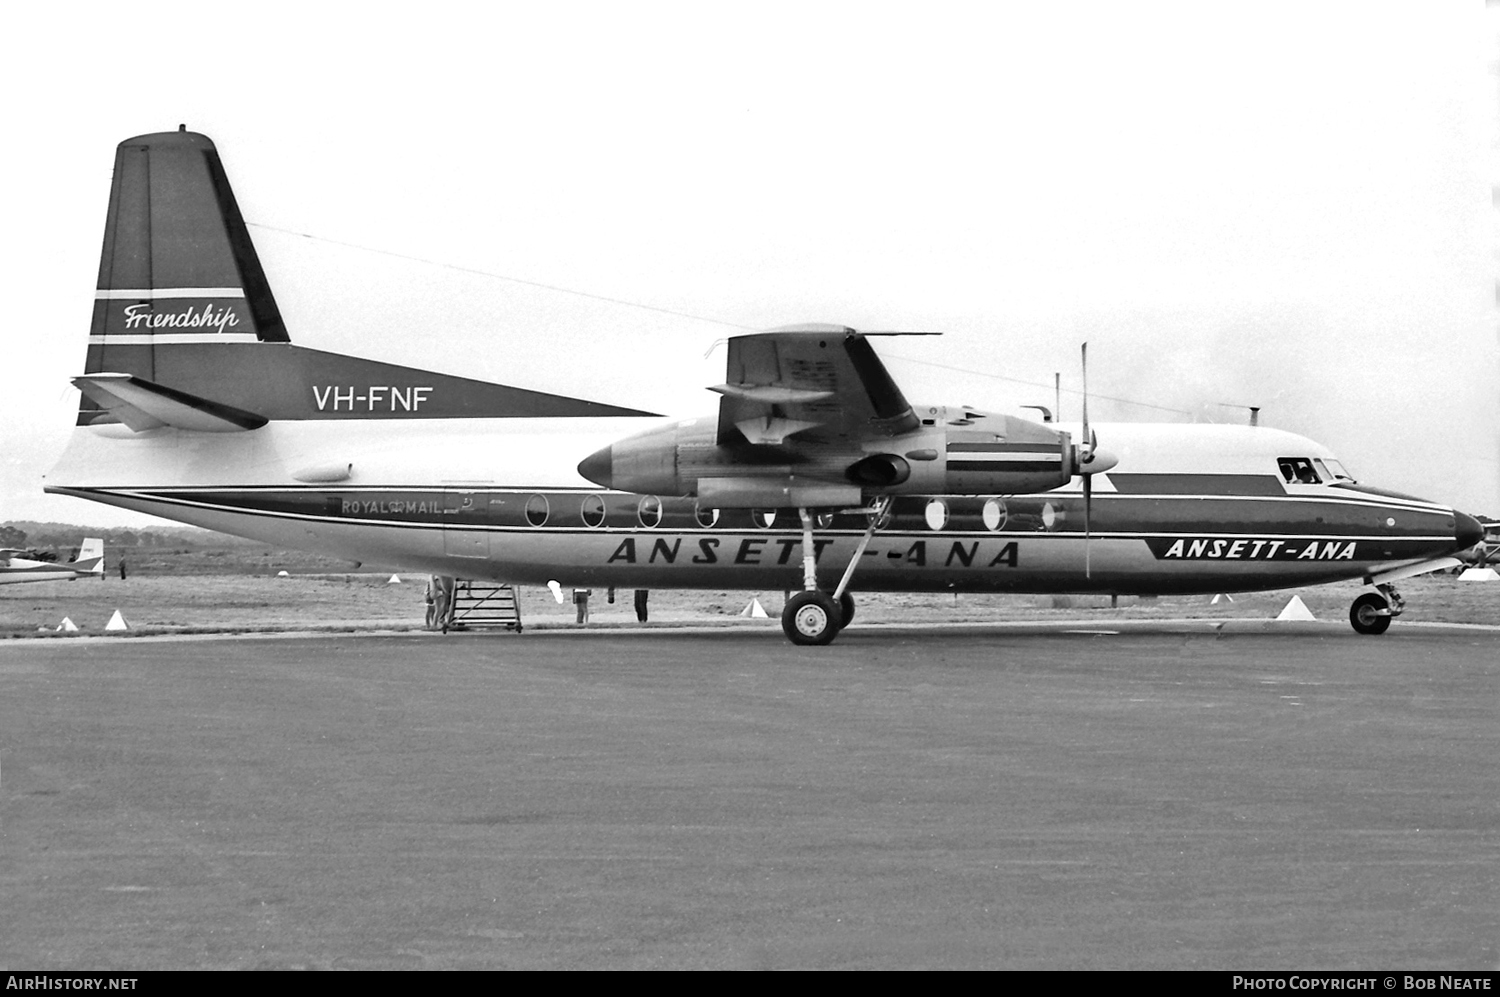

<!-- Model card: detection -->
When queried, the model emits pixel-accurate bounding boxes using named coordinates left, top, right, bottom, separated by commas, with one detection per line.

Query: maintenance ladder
left=445, top=581, right=523, bottom=633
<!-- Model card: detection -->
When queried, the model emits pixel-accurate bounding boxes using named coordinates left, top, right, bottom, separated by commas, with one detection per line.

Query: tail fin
left=75, top=128, right=656, bottom=427
left=91, top=127, right=286, bottom=354
left=71, top=538, right=105, bottom=575
left=81, top=127, right=286, bottom=424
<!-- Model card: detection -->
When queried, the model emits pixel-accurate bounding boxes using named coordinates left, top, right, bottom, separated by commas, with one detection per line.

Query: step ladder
left=444, top=581, right=523, bottom=632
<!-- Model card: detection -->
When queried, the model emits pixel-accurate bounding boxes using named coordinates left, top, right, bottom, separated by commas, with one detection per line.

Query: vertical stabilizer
left=72, top=538, right=105, bottom=575
left=86, top=127, right=288, bottom=391
left=67, top=129, right=658, bottom=430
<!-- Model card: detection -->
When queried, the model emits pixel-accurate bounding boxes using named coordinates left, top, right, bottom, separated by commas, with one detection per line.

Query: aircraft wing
left=712, top=326, right=921, bottom=446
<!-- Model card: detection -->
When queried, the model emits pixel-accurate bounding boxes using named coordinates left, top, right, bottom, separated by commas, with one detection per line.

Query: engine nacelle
left=846, top=453, right=911, bottom=487
left=575, top=407, right=1112, bottom=505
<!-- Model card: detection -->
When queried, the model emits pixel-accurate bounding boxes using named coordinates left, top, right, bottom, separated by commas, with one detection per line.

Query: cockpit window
left=1320, top=458, right=1355, bottom=482
left=1277, top=457, right=1321, bottom=485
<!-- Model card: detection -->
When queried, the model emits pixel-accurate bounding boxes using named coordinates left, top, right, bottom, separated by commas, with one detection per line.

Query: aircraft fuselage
left=46, top=418, right=1474, bottom=595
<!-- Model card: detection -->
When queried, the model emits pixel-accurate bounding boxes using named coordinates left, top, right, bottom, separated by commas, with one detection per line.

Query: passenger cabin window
left=580, top=494, right=606, bottom=528
left=637, top=495, right=663, bottom=528
left=1277, top=457, right=1321, bottom=485
left=525, top=494, right=550, bottom=527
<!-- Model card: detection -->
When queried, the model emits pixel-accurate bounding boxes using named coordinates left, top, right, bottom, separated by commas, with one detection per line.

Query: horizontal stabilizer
left=73, top=373, right=268, bottom=433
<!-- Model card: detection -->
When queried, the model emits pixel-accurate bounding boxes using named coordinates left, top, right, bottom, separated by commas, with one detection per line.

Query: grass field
left=2, top=570, right=1496, bottom=637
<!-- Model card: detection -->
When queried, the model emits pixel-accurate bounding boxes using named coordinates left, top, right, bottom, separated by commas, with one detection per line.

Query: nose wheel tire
left=1350, top=593, right=1392, bottom=635
left=783, top=591, right=840, bottom=646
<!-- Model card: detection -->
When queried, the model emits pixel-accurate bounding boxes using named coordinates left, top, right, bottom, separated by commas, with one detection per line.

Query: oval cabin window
left=924, top=499, right=949, bottom=531
left=525, top=494, right=550, bottom=527
left=638, top=495, right=663, bottom=528
left=580, top=494, right=606, bottom=528
left=694, top=503, right=719, bottom=528
left=982, top=497, right=1008, bottom=532
left=751, top=509, right=777, bottom=529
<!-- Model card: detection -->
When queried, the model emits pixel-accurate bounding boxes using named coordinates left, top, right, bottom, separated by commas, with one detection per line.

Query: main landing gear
left=1349, top=583, right=1404, bottom=636
left=780, top=500, right=886, bottom=646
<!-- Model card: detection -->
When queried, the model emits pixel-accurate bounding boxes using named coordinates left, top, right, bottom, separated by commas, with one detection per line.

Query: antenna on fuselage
left=1215, top=403, right=1261, bottom=427
left=1021, top=405, right=1052, bottom=423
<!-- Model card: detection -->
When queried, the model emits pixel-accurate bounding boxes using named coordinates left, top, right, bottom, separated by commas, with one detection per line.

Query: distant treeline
left=2, top=521, right=255, bottom=552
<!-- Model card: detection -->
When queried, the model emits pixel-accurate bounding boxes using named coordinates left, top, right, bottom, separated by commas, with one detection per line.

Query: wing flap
left=73, top=373, right=268, bottom=433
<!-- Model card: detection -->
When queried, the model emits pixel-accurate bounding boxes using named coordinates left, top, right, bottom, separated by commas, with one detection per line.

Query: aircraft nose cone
left=1454, top=511, right=1485, bottom=552
left=577, top=445, right=614, bottom=488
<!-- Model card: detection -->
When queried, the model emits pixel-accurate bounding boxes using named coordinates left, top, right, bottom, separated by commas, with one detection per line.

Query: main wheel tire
left=837, top=592, right=856, bottom=629
left=783, top=591, right=840, bottom=646
left=1349, top=593, right=1392, bottom=635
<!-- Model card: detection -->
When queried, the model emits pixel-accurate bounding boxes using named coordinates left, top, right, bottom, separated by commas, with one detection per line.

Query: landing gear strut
left=779, top=499, right=887, bottom=646
left=1349, top=583, right=1404, bottom=636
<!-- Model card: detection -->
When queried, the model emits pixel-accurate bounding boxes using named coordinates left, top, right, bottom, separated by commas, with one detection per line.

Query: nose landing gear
left=1349, top=583, right=1404, bottom=636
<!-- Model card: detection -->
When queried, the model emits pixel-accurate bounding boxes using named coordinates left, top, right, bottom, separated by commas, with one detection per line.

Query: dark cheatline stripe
left=77, top=487, right=1461, bottom=545
left=1108, top=473, right=1286, bottom=496
left=948, top=460, right=1061, bottom=473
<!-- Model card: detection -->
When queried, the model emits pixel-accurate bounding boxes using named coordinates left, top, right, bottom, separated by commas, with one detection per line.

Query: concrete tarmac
left=2, top=622, right=1497, bottom=969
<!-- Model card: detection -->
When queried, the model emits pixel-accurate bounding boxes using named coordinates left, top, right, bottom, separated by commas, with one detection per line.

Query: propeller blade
left=1080, top=342, right=1090, bottom=459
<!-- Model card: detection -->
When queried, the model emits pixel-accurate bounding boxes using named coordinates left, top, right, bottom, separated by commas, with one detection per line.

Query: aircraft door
left=442, top=489, right=492, bottom=559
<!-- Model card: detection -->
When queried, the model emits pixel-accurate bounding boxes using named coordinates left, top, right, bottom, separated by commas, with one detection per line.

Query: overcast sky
left=3, top=1, right=1497, bottom=527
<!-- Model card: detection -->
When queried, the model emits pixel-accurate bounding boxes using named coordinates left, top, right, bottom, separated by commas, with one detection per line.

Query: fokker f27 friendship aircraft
left=44, top=129, right=1485, bottom=644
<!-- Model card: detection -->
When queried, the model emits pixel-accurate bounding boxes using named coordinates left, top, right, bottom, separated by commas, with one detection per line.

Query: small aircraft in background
left=0, top=539, right=105, bottom=585
left=43, top=129, right=1486, bottom=644
left=1455, top=519, right=1499, bottom=569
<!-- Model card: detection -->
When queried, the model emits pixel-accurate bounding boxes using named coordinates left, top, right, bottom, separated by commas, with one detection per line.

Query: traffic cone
left=105, top=610, right=130, bottom=631
left=1275, top=596, right=1316, bottom=621
left=740, top=598, right=768, bottom=618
